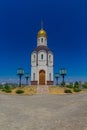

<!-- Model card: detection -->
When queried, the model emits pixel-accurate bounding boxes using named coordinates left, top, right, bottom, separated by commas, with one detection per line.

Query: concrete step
left=37, top=85, right=49, bottom=94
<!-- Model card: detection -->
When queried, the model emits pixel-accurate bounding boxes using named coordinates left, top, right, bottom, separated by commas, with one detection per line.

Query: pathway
left=0, top=93, right=87, bottom=130
left=37, top=85, right=49, bottom=94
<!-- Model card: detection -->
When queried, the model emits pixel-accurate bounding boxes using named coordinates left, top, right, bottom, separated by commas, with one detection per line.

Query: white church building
left=31, top=26, right=54, bottom=85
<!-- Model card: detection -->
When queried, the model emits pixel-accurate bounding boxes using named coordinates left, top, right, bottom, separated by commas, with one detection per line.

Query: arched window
left=41, top=54, right=43, bottom=60
left=49, top=55, right=51, bottom=61
left=49, top=73, right=51, bottom=81
left=41, top=38, right=43, bottom=43
left=34, top=55, right=35, bottom=61
left=33, top=73, right=35, bottom=81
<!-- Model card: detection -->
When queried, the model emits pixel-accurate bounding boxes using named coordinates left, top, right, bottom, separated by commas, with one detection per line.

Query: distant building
left=31, top=26, right=54, bottom=85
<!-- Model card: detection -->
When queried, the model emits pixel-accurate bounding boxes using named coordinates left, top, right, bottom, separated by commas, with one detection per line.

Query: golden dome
left=37, top=29, right=47, bottom=38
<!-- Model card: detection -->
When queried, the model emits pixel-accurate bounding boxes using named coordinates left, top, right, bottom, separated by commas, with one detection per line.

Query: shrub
left=16, top=90, right=24, bottom=94
left=66, top=85, right=72, bottom=88
left=4, top=89, right=12, bottom=93
left=2, top=88, right=12, bottom=93
left=2, top=84, right=12, bottom=93
left=64, top=89, right=72, bottom=93
left=74, top=81, right=79, bottom=88
left=73, top=88, right=81, bottom=92
left=83, top=82, right=87, bottom=89
left=69, top=82, right=73, bottom=87
left=4, top=84, right=10, bottom=89
left=0, top=84, right=3, bottom=89
left=74, top=81, right=79, bottom=85
left=61, top=81, right=65, bottom=86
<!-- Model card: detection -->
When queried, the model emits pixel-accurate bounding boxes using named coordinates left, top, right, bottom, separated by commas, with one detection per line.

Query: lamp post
left=25, top=73, right=30, bottom=85
left=55, top=73, right=60, bottom=85
left=17, top=68, right=24, bottom=87
left=60, top=68, right=67, bottom=87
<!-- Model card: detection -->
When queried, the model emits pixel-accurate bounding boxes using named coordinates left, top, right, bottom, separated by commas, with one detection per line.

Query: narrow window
left=33, top=73, right=35, bottom=81
left=34, top=55, right=35, bottom=61
left=49, top=55, right=51, bottom=61
left=41, top=38, right=43, bottom=43
left=41, top=54, right=43, bottom=60
left=49, top=73, right=51, bottom=81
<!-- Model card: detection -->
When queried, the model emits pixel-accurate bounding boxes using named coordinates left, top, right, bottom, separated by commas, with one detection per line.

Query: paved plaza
left=0, top=93, right=87, bottom=130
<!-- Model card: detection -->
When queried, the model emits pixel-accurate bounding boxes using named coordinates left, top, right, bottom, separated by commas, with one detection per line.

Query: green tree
left=74, top=81, right=79, bottom=88
left=0, top=84, right=3, bottom=89
left=83, top=81, right=87, bottom=88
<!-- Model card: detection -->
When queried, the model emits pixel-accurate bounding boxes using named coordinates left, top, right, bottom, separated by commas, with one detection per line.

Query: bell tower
left=37, top=23, right=47, bottom=47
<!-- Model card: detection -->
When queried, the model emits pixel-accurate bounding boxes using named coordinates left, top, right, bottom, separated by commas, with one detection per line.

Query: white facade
left=31, top=28, right=54, bottom=85
left=37, top=37, right=47, bottom=46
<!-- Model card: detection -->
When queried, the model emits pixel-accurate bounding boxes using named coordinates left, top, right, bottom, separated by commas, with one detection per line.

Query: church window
left=34, top=55, right=35, bottom=60
left=49, top=73, right=51, bottom=81
left=33, top=73, right=35, bottom=81
left=41, top=54, right=43, bottom=60
left=49, top=55, right=51, bottom=61
left=41, top=38, right=43, bottom=43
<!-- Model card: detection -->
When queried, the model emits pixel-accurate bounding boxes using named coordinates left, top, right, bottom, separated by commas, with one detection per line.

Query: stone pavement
left=0, top=93, right=87, bottom=130
left=37, top=85, right=49, bottom=94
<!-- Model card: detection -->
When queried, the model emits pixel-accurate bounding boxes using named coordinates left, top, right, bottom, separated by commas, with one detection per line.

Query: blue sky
left=0, top=0, right=87, bottom=83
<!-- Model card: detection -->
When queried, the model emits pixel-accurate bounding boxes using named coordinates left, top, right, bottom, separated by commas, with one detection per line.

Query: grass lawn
left=49, top=86, right=66, bottom=94
left=13, top=86, right=37, bottom=95
left=0, top=85, right=85, bottom=95
left=0, top=86, right=37, bottom=95
left=49, top=86, right=85, bottom=94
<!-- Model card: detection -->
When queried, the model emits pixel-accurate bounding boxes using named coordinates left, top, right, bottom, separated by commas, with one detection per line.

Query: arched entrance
left=39, top=70, right=45, bottom=85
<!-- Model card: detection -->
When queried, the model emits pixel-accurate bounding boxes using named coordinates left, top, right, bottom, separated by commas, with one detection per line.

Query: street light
left=25, top=73, right=30, bottom=85
left=17, top=68, right=24, bottom=87
left=60, top=68, right=67, bottom=87
left=55, top=73, right=60, bottom=85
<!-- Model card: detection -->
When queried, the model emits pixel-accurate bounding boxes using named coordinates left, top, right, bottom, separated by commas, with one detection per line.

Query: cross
left=41, top=21, right=43, bottom=29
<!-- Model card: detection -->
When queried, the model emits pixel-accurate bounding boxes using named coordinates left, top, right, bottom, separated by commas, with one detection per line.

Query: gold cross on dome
left=41, top=21, right=44, bottom=29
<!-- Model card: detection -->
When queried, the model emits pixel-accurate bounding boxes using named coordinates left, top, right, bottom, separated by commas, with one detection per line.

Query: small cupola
left=37, top=22, right=47, bottom=47
left=37, top=29, right=47, bottom=38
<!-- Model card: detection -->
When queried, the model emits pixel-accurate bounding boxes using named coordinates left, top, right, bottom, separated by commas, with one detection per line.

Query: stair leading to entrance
left=37, top=85, right=49, bottom=94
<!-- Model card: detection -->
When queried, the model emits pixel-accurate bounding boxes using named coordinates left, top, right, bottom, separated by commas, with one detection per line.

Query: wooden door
left=39, top=70, right=45, bottom=85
